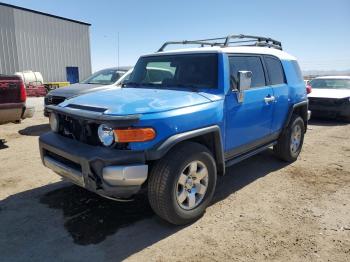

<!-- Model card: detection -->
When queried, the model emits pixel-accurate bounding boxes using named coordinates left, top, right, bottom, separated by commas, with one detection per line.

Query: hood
left=60, top=88, right=211, bottom=115
left=47, top=83, right=116, bottom=98
left=308, top=88, right=350, bottom=99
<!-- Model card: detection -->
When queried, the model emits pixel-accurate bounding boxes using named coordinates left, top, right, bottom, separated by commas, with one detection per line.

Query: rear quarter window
left=264, top=56, right=286, bottom=85
left=290, top=60, right=303, bottom=83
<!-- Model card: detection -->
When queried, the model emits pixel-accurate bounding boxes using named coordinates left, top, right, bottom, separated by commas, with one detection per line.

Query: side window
left=291, top=60, right=303, bottom=82
left=229, top=56, right=266, bottom=89
left=264, top=56, right=286, bottom=85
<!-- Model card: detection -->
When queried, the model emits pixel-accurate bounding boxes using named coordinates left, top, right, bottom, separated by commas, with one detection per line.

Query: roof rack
left=157, top=34, right=282, bottom=52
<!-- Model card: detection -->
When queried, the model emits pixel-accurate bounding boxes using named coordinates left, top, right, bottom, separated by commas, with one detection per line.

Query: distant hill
left=302, top=69, right=350, bottom=77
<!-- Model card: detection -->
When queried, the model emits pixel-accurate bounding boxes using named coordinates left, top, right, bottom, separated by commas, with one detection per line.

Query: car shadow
left=213, top=149, right=287, bottom=203
left=18, top=124, right=50, bottom=136
left=0, top=149, right=289, bottom=261
left=39, top=185, right=156, bottom=245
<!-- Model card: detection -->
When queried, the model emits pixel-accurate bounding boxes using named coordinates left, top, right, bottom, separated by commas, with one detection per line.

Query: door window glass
left=229, top=56, right=266, bottom=89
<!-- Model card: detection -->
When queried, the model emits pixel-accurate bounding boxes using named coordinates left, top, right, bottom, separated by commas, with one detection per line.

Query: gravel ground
left=0, top=97, right=349, bottom=262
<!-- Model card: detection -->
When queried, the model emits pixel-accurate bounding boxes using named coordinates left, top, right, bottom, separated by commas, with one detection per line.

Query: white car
left=308, top=76, right=350, bottom=121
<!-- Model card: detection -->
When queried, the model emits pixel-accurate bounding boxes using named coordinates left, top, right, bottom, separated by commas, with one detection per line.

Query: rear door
left=263, top=55, right=289, bottom=133
left=224, top=55, right=275, bottom=158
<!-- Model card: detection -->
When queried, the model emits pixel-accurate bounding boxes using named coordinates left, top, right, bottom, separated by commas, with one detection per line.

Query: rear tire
left=148, top=141, right=217, bottom=225
left=274, top=115, right=305, bottom=162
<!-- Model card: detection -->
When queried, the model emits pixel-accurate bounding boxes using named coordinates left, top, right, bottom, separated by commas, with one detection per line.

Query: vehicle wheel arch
left=283, top=100, right=308, bottom=133
left=146, top=125, right=225, bottom=175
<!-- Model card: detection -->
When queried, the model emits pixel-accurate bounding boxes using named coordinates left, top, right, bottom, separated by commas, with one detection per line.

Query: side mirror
left=236, top=71, right=252, bottom=103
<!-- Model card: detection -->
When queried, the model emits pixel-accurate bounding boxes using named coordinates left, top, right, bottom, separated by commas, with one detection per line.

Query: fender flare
left=145, top=125, right=226, bottom=175
left=283, top=100, right=308, bottom=132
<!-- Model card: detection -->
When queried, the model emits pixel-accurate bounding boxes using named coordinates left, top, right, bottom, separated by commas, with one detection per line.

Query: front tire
left=274, top=115, right=305, bottom=162
left=148, top=142, right=217, bottom=225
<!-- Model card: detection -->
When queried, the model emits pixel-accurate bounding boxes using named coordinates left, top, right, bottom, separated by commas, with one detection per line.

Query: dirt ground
left=0, top=97, right=349, bottom=262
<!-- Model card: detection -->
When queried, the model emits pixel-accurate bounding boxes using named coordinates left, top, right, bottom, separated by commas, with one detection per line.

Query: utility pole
left=117, top=32, right=120, bottom=69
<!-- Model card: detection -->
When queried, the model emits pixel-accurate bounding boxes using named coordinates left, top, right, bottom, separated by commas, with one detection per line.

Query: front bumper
left=39, top=132, right=148, bottom=199
left=308, top=98, right=350, bottom=119
left=307, top=110, right=311, bottom=121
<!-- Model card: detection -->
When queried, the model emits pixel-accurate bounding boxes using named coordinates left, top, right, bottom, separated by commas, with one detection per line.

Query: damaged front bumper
left=308, top=98, right=350, bottom=119
left=39, top=132, right=148, bottom=200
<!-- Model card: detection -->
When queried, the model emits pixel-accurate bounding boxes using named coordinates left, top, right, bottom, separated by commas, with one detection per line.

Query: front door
left=224, top=55, right=275, bottom=159
left=66, top=67, right=79, bottom=84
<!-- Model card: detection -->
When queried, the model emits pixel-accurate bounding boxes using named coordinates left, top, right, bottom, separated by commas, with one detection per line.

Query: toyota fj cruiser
left=39, top=35, right=309, bottom=225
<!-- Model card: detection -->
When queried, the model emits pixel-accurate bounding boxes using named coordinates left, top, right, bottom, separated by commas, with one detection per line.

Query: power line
left=117, top=32, right=120, bottom=69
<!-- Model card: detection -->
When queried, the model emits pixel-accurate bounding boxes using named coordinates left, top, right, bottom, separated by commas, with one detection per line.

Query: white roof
left=313, top=76, right=350, bottom=80
left=145, top=46, right=297, bottom=61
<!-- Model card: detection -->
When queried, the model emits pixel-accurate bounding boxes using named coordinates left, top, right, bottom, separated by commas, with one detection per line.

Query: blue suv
left=39, top=35, right=309, bottom=225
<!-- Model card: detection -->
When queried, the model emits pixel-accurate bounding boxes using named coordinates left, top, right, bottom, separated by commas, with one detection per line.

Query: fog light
left=49, top=113, right=59, bottom=132
left=98, top=124, right=115, bottom=147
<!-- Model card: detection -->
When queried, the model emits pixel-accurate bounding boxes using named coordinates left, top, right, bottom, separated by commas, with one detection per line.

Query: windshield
left=310, top=79, right=350, bottom=89
left=115, top=69, right=132, bottom=85
left=126, top=53, right=218, bottom=89
left=81, top=69, right=126, bottom=85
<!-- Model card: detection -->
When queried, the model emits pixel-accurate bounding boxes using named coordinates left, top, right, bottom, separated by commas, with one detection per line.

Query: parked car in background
left=308, top=76, right=350, bottom=121
left=44, top=67, right=132, bottom=116
left=0, top=74, right=34, bottom=124
left=39, top=34, right=309, bottom=225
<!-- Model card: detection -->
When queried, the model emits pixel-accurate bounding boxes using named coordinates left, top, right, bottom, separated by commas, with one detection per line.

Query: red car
left=0, top=74, right=34, bottom=124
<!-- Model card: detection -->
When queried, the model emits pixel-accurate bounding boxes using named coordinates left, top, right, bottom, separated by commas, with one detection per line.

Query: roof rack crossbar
left=157, top=34, right=282, bottom=52
left=158, top=40, right=223, bottom=52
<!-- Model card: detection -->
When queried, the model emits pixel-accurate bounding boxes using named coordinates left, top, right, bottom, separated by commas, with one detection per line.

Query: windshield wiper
left=86, top=82, right=110, bottom=85
left=163, top=83, right=201, bottom=91
left=123, top=82, right=160, bottom=88
left=123, top=82, right=201, bottom=91
left=122, top=82, right=142, bottom=87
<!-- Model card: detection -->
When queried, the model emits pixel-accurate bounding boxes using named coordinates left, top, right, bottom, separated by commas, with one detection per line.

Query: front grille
left=55, top=112, right=129, bottom=149
left=45, top=96, right=66, bottom=105
left=58, top=114, right=101, bottom=146
left=309, top=98, right=345, bottom=106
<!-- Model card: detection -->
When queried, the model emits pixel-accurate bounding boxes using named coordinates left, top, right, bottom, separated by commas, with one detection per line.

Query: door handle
left=264, top=95, right=276, bottom=104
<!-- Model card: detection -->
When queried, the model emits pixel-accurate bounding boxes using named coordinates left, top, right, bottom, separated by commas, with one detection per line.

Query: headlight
left=49, top=113, right=59, bottom=132
left=98, top=124, right=115, bottom=147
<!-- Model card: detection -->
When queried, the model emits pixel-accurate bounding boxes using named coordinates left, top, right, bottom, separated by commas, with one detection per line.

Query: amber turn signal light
left=114, top=128, right=156, bottom=142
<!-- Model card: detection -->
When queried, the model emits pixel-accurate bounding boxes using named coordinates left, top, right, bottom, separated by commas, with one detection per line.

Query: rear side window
left=264, top=56, right=286, bottom=85
left=291, top=60, right=303, bottom=82
left=229, top=56, right=266, bottom=89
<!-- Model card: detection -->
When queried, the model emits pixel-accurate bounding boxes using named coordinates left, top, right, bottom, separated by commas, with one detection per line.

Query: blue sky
left=3, top=0, right=350, bottom=72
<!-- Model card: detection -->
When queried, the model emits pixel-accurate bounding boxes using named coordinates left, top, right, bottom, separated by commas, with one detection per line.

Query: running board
left=225, top=141, right=277, bottom=167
